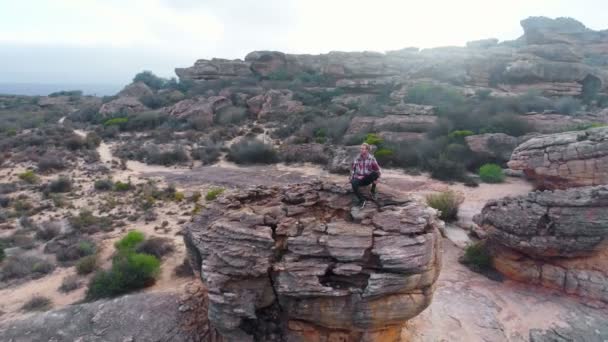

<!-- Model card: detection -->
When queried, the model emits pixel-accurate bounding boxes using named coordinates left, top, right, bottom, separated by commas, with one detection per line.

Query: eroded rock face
left=98, top=96, right=147, bottom=116
left=117, top=81, right=153, bottom=98
left=246, top=89, right=305, bottom=120
left=175, top=58, right=252, bottom=80
left=185, top=182, right=442, bottom=341
left=474, top=185, right=608, bottom=304
left=164, top=96, right=232, bottom=124
left=508, top=126, right=608, bottom=189
left=344, top=115, right=437, bottom=143
left=465, top=133, right=518, bottom=161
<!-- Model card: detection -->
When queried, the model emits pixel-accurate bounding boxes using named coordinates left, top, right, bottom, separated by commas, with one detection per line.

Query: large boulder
left=465, top=133, right=518, bottom=161
left=98, top=96, right=146, bottom=116
left=508, top=126, right=608, bottom=189
left=175, top=58, right=252, bottom=81
left=327, top=145, right=360, bottom=174
left=474, top=185, right=608, bottom=304
left=246, top=89, right=305, bottom=120
left=184, top=182, right=442, bottom=341
left=164, top=96, right=232, bottom=125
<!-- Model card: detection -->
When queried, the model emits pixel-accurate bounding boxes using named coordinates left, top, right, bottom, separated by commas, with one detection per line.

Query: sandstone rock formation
left=465, top=133, right=518, bottom=161
left=474, top=185, right=608, bottom=305
left=344, top=115, right=437, bottom=143
left=246, top=89, right=305, bottom=120
left=98, top=96, right=147, bottom=116
left=164, top=96, right=232, bottom=124
left=175, top=17, right=608, bottom=103
left=508, top=126, right=608, bottom=189
left=185, top=181, right=442, bottom=341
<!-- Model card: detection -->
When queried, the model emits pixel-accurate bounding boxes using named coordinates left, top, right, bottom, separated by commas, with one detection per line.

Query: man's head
left=360, top=143, right=371, bottom=157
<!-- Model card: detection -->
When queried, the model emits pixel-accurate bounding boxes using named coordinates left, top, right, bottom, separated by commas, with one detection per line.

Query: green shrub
left=47, top=176, right=72, bottom=193
left=447, top=130, right=474, bottom=143
left=407, top=83, right=466, bottom=109
left=227, top=139, right=278, bottom=164
left=189, top=191, right=201, bottom=203
left=0, top=255, right=55, bottom=281
left=144, top=145, right=189, bottom=166
left=94, top=179, right=114, bottom=191
left=266, top=69, right=292, bottom=81
left=18, top=170, right=39, bottom=184
left=21, top=295, right=52, bottom=311
left=426, top=191, right=460, bottom=222
left=37, top=154, right=67, bottom=172
left=173, top=192, right=185, bottom=202
left=427, top=155, right=467, bottom=181
left=363, top=133, right=383, bottom=147
left=114, top=231, right=145, bottom=252
left=104, top=117, right=128, bottom=127
left=192, top=143, right=221, bottom=165
left=479, top=163, right=505, bottom=183
left=76, top=255, right=98, bottom=275
left=205, top=188, right=224, bottom=201
left=133, top=70, right=167, bottom=90
left=481, top=114, right=531, bottom=137
left=461, top=241, right=493, bottom=271
left=85, top=252, right=160, bottom=300
left=55, top=239, right=96, bottom=262
left=113, top=181, right=132, bottom=192
left=36, top=221, right=61, bottom=241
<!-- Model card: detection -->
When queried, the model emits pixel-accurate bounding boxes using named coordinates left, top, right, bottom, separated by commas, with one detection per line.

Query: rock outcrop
left=164, top=96, right=232, bottom=124
left=176, top=17, right=608, bottom=99
left=98, top=96, right=147, bottom=116
left=246, top=89, right=305, bottom=120
left=344, top=115, right=437, bottom=142
left=465, top=133, right=518, bottom=161
left=117, top=81, right=153, bottom=98
left=185, top=181, right=442, bottom=341
left=508, top=126, right=608, bottom=189
left=474, top=185, right=608, bottom=305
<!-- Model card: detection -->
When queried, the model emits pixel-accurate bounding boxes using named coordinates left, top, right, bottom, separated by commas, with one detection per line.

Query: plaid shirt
left=351, top=154, right=381, bottom=179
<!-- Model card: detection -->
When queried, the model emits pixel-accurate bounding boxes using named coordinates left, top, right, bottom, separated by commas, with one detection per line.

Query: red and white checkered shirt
left=351, top=154, right=381, bottom=179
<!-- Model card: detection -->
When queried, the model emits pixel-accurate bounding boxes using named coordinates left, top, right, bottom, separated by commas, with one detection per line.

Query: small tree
left=133, top=71, right=167, bottom=90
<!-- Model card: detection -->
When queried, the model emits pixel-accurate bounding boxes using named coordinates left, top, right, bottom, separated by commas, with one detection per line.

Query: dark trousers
left=351, top=172, right=379, bottom=202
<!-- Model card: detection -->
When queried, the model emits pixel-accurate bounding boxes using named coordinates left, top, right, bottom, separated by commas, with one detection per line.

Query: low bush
left=460, top=241, right=493, bottom=272
left=86, top=252, right=160, bottom=300
left=113, top=181, right=132, bottom=192
left=479, top=163, right=505, bottom=183
left=76, top=255, right=98, bottom=275
left=227, top=139, right=278, bottom=164
left=59, top=275, right=81, bottom=293
left=94, top=179, right=114, bottom=191
left=189, top=191, right=201, bottom=203
left=35, top=221, right=61, bottom=241
left=135, top=237, right=174, bottom=259
left=174, top=258, right=194, bottom=277
left=426, top=191, right=461, bottom=222
left=114, top=231, right=145, bottom=252
left=205, top=188, right=224, bottom=201
left=555, top=96, right=581, bottom=115
left=191, top=142, right=221, bottom=165
left=0, top=255, right=55, bottom=281
left=0, top=243, right=4, bottom=262
left=69, top=210, right=113, bottom=233
left=144, top=145, right=189, bottom=166
left=21, top=295, right=52, bottom=311
left=47, top=176, right=72, bottom=193
left=173, top=192, right=184, bottom=202
left=18, top=170, right=39, bottom=184
left=37, top=154, right=68, bottom=172
left=56, top=240, right=96, bottom=262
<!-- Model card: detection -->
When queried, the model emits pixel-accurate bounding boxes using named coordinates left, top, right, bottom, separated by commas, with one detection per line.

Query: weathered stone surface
left=98, top=96, right=146, bottom=116
left=117, top=81, right=153, bottom=98
left=185, top=181, right=442, bottom=341
left=327, top=145, right=360, bottom=174
left=0, top=292, right=206, bottom=342
left=175, top=58, right=252, bottom=81
left=246, top=89, right=305, bottom=120
left=520, top=113, right=606, bottom=133
left=508, top=126, right=608, bottom=189
left=465, top=133, right=518, bottom=161
left=344, top=115, right=437, bottom=141
left=164, top=96, right=232, bottom=125
left=278, top=143, right=329, bottom=164
left=475, top=185, right=608, bottom=304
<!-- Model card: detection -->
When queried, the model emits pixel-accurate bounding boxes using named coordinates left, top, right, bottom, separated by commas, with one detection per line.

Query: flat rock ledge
left=185, top=181, right=443, bottom=342
left=474, top=185, right=608, bottom=305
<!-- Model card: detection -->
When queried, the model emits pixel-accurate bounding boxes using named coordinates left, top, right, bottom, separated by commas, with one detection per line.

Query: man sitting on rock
left=350, top=143, right=381, bottom=207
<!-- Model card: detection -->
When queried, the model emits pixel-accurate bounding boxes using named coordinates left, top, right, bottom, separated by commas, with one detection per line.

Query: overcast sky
left=1, top=0, right=607, bottom=86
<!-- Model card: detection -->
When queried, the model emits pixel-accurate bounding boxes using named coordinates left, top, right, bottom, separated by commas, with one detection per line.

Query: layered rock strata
left=474, top=185, right=608, bottom=304
left=185, top=181, right=442, bottom=341
left=508, top=126, right=608, bottom=189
